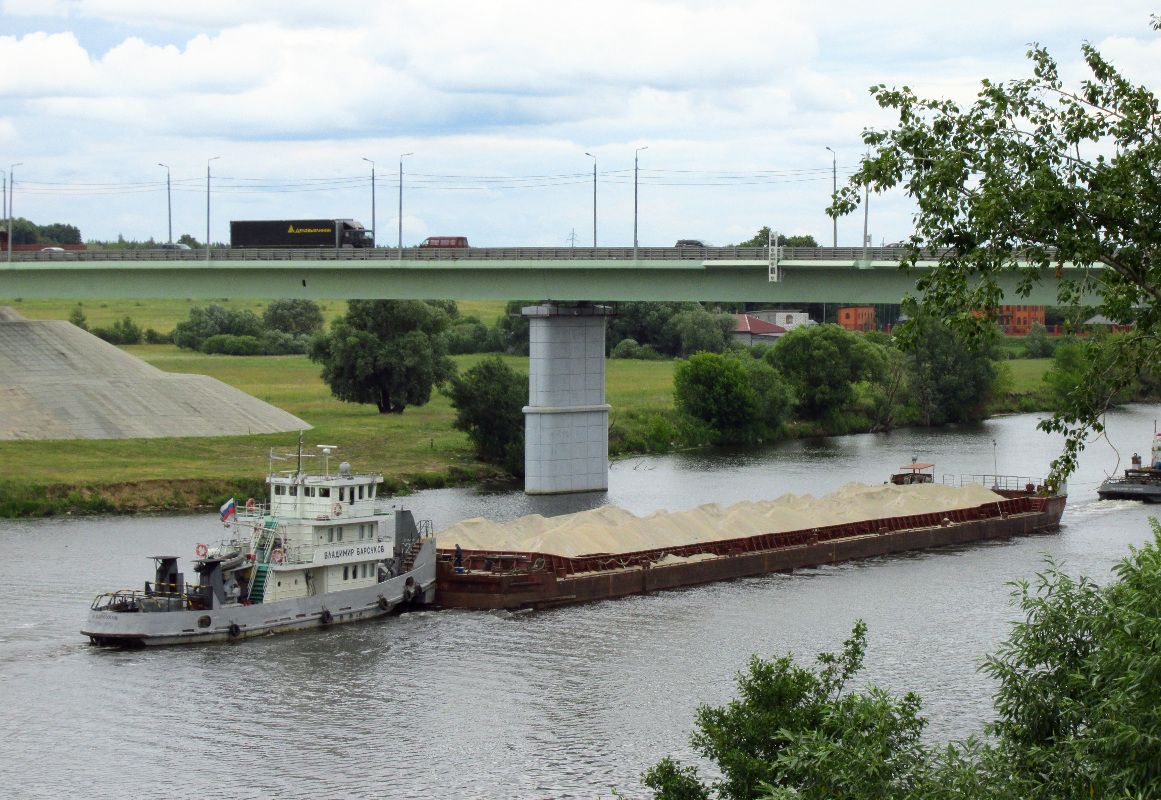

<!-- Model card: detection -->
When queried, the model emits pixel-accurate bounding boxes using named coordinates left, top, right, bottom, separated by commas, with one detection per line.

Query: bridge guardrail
left=3, top=246, right=938, bottom=263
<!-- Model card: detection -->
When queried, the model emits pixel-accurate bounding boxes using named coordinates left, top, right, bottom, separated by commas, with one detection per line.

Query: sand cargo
left=433, top=468, right=1066, bottom=610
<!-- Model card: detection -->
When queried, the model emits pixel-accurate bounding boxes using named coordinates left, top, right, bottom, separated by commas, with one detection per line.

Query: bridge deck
left=0, top=247, right=1078, bottom=303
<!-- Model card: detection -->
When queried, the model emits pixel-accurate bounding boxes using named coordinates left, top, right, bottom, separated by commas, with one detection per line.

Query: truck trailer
left=230, top=219, right=372, bottom=249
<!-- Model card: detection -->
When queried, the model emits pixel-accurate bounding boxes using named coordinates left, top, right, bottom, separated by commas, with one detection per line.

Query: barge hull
left=435, top=496, right=1066, bottom=611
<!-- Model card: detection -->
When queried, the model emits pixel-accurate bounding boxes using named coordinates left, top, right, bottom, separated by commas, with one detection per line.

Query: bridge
left=1, top=246, right=1079, bottom=496
left=0, top=246, right=1072, bottom=304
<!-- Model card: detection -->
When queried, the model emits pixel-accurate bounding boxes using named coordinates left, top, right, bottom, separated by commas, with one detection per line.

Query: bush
left=262, top=299, right=324, bottom=337
left=200, top=334, right=264, bottom=355
left=90, top=315, right=143, bottom=345
left=67, top=306, right=88, bottom=331
left=258, top=330, right=309, bottom=355
left=143, top=327, right=172, bottom=344
left=172, top=304, right=263, bottom=350
left=610, top=338, right=641, bottom=359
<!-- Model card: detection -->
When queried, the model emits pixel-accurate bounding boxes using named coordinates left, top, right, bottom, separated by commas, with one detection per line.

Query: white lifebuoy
left=246, top=498, right=257, bottom=511
left=195, top=543, right=208, bottom=557
left=333, top=503, right=342, bottom=517
left=271, top=548, right=284, bottom=563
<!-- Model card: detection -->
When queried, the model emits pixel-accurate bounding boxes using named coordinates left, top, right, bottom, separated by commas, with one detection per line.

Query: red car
left=419, top=236, right=469, bottom=248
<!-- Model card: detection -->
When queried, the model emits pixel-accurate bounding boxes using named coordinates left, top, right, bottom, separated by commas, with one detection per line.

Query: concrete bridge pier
left=522, top=303, right=612, bottom=494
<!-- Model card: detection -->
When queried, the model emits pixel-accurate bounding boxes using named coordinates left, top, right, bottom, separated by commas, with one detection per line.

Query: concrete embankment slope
left=0, top=308, right=310, bottom=440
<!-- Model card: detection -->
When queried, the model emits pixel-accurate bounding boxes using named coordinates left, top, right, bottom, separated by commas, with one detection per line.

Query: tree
left=832, top=19, right=1161, bottom=480
left=67, top=305, right=88, bottom=331
left=444, top=355, right=528, bottom=476
left=664, top=308, right=736, bottom=357
left=904, top=317, right=1001, bottom=426
left=765, top=325, right=887, bottom=421
left=673, top=353, right=759, bottom=444
left=643, top=523, right=1161, bottom=800
left=262, top=299, right=324, bottom=337
left=735, top=227, right=819, bottom=248
left=308, top=300, right=455, bottom=414
left=37, top=222, right=81, bottom=245
left=177, top=233, right=200, bottom=248
left=1021, top=321, right=1054, bottom=359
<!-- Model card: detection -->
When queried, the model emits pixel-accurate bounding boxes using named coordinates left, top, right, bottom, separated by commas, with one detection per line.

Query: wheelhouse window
left=327, top=528, right=334, bottom=543
left=289, top=486, right=297, bottom=496
left=319, top=487, right=330, bottom=498
left=274, top=485, right=285, bottom=495
left=339, top=487, right=345, bottom=502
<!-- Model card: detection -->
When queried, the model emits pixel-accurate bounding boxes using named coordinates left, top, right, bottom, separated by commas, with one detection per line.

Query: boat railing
left=91, top=585, right=208, bottom=611
left=944, top=473, right=1038, bottom=491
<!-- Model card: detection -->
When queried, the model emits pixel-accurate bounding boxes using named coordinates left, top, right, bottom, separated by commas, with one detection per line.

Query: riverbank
left=0, top=343, right=1059, bottom=518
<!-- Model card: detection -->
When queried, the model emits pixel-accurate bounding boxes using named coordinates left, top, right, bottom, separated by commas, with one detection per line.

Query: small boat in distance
left=82, top=441, right=436, bottom=646
left=1098, top=433, right=1161, bottom=502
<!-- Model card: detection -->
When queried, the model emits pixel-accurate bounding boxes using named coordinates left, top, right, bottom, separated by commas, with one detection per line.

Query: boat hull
left=435, top=496, right=1066, bottom=611
left=82, top=540, right=437, bottom=646
left=1097, top=481, right=1161, bottom=502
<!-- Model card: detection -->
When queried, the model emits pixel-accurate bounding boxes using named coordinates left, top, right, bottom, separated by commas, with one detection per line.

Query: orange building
left=838, top=306, right=875, bottom=332
left=997, top=305, right=1045, bottom=335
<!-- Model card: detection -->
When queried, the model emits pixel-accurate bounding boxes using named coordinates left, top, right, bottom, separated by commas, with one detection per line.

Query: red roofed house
left=732, top=314, right=787, bottom=346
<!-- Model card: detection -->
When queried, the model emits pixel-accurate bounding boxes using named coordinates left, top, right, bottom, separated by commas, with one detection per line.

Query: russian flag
left=220, top=497, right=236, bottom=521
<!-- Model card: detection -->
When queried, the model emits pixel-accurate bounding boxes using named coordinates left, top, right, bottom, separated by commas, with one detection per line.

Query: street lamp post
left=634, top=145, right=648, bottom=259
left=8, top=162, right=22, bottom=262
left=158, top=163, right=172, bottom=244
left=362, top=157, right=375, bottom=248
left=206, top=156, right=219, bottom=262
left=398, top=152, right=413, bottom=258
left=825, top=146, right=837, bottom=247
left=584, top=152, right=597, bottom=248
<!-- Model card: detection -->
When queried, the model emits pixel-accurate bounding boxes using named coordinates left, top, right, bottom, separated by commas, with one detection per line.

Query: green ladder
left=248, top=564, right=270, bottom=603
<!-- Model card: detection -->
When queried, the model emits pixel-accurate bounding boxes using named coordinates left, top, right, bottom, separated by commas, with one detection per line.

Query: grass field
left=0, top=347, right=678, bottom=489
left=0, top=297, right=510, bottom=331
left=1006, top=358, right=1053, bottom=393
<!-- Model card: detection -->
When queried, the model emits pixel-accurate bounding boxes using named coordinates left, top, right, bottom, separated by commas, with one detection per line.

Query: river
left=3, top=406, right=1160, bottom=799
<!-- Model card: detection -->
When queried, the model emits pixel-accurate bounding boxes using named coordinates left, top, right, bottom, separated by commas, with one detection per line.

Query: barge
left=434, top=472, right=1066, bottom=611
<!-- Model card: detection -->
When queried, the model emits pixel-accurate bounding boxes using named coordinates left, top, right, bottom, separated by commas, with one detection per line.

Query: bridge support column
left=522, top=303, right=612, bottom=494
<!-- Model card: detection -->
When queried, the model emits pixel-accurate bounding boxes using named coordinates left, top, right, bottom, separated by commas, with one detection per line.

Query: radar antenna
left=317, top=444, right=338, bottom=475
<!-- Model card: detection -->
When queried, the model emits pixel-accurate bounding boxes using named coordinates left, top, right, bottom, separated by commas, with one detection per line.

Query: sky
left=1, top=1, right=1159, bottom=248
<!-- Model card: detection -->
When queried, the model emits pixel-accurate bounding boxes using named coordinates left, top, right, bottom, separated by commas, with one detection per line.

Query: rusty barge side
left=435, top=495, right=1066, bottom=611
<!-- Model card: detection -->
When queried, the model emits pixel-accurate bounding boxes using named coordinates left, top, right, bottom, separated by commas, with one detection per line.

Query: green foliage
left=496, top=300, right=532, bottom=355
left=835, top=21, right=1161, bottom=483
left=172, top=303, right=264, bottom=350
left=665, top=308, right=736, bottom=357
left=143, top=327, right=171, bottom=344
left=262, top=299, right=324, bottom=337
left=903, top=318, right=1000, bottom=425
left=644, top=526, right=1161, bottom=800
left=610, top=338, right=664, bottom=360
left=201, top=334, right=264, bottom=356
left=734, top=227, right=819, bottom=248
left=67, top=305, right=88, bottom=331
left=177, top=233, right=200, bottom=248
left=766, top=325, right=887, bottom=422
left=308, top=299, right=456, bottom=414
left=1021, top=322, right=1055, bottom=359
left=90, top=315, right=143, bottom=345
left=674, top=353, right=760, bottom=444
left=444, top=315, right=505, bottom=355
left=444, top=355, right=528, bottom=476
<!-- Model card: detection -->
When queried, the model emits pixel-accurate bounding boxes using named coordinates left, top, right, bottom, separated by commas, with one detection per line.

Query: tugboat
left=1097, top=433, right=1161, bottom=502
left=82, top=442, right=436, bottom=646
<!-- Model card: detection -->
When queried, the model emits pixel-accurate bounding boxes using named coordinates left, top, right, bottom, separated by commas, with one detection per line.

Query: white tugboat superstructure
left=82, top=443, right=436, bottom=646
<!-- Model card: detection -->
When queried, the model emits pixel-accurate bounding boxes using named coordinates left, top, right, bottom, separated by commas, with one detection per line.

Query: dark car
left=675, top=239, right=708, bottom=248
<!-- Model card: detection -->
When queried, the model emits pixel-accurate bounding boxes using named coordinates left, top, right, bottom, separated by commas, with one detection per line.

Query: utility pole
left=158, top=163, right=172, bottom=243
left=585, top=152, right=597, bottom=247
left=206, top=156, right=219, bottom=262
left=862, top=181, right=870, bottom=263
left=634, top=145, right=648, bottom=259
left=825, top=146, right=837, bottom=247
left=8, top=162, right=21, bottom=262
left=363, top=157, right=376, bottom=247
left=398, top=152, right=412, bottom=258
